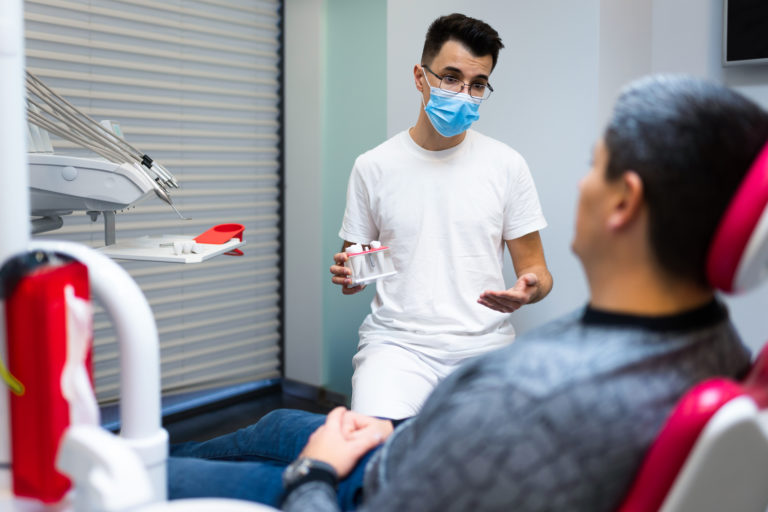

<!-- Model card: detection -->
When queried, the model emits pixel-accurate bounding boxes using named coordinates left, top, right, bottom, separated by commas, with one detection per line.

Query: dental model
left=172, top=241, right=201, bottom=256
left=344, top=241, right=397, bottom=286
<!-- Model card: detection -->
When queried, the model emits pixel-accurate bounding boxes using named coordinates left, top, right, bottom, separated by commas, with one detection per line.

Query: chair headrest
left=707, top=142, right=768, bottom=293
left=615, top=378, right=745, bottom=512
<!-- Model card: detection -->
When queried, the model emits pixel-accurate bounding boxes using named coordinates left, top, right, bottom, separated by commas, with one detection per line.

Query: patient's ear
left=608, top=171, right=644, bottom=231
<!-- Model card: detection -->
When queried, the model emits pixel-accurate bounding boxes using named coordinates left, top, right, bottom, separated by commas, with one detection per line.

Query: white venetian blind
left=25, top=0, right=283, bottom=404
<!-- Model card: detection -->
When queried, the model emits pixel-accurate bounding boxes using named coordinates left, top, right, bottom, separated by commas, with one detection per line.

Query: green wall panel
left=321, top=0, right=387, bottom=397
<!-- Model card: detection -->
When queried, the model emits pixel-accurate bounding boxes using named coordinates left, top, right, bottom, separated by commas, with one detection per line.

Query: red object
left=706, top=142, right=768, bottom=292
left=194, top=223, right=245, bottom=256
left=345, top=246, right=390, bottom=257
left=5, top=260, right=92, bottom=503
left=617, top=343, right=768, bottom=512
left=743, top=342, right=768, bottom=409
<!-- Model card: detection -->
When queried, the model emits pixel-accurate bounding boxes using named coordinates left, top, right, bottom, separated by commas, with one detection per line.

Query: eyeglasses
left=422, top=64, right=494, bottom=100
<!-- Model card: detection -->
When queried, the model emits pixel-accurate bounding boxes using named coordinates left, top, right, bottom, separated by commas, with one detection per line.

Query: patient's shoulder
left=470, top=309, right=594, bottom=391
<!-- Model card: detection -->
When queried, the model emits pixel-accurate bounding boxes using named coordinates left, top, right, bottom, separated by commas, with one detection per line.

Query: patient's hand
left=299, top=407, right=387, bottom=478
left=477, top=273, right=539, bottom=313
left=340, top=410, right=394, bottom=443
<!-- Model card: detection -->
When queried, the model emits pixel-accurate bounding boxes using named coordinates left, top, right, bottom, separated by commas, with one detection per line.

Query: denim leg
left=167, top=408, right=379, bottom=510
left=169, top=451, right=378, bottom=510
left=170, top=409, right=326, bottom=463
left=337, top=447, right=380, bottom=510
left=168, top=456, right=286, bottom=506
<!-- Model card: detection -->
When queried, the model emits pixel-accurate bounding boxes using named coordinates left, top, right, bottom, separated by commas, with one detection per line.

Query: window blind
left=25, top=0, right=283, bottom=404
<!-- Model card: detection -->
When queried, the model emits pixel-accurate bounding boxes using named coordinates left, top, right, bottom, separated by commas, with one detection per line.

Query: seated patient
left=168, top=75, right=768, bottom=511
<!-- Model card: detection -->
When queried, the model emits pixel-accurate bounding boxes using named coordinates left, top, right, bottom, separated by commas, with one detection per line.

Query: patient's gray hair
left=603, top=74, right=768, bottom=288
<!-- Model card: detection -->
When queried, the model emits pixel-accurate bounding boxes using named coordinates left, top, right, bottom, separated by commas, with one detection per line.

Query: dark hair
left=421, top=13, right=504, bottom=70
left=604, top=75, right=768, bottom=288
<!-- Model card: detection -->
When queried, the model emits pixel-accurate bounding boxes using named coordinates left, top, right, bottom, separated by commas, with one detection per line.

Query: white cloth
left=339, top=129, right=547, bottom=415
left=350, top=342, right=465, bottom=419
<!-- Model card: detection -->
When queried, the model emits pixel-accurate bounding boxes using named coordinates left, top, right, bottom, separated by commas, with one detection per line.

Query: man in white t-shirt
left=330, top=13, right=552, bottom=419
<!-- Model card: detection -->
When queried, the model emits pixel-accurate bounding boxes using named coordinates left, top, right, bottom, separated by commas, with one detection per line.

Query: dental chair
left=0, top=2, right=273, bottom=507
left=617, top=143, right=768, bottom=512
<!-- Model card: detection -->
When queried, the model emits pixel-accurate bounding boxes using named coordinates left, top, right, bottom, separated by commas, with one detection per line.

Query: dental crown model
left=344, top=241, right=397, bottom=286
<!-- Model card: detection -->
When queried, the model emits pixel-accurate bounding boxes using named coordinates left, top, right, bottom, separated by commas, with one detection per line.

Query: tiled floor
left=163, top=389, right=334, bottom=443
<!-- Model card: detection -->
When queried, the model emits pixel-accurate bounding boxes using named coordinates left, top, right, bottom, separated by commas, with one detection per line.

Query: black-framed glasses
left=422, top=64, right=493, bottom=100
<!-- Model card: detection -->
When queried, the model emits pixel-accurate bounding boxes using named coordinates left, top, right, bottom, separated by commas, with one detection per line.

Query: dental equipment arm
left=25, top=72, right=178, bottom=190
left=24, top=71, right=187, bottom=220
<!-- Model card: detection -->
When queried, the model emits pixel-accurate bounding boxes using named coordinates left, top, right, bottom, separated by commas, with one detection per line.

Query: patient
left=168, top=75, right=768, bottom=511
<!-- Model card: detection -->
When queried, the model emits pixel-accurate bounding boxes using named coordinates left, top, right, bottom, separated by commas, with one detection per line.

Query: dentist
left=330, top=13, right=553, bottom=419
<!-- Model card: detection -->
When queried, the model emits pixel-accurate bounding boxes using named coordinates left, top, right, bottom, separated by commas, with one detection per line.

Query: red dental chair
left=617, top=143, right=768, bottom=512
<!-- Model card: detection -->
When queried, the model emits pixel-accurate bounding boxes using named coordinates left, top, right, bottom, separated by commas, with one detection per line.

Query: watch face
left=283, top=458, right=311, bottom=486
left=295, top=458, right=311, bottom=477
left=283, top=457, right=337, bottom=488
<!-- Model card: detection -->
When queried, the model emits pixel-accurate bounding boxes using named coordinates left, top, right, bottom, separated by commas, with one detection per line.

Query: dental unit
left=0, top=2, right=269, bottom=510
left=25, top=70, right=188, bottom=247
left=24, top=72, right=244, bottom=263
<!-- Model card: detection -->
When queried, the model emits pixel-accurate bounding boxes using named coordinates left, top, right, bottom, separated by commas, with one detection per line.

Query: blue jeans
left=167, top=409, right=376, bottom=510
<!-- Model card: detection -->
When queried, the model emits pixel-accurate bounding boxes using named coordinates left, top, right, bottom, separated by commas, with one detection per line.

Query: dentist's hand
left=477, top=273, right=539, bottom=313
left=331, top=251, right=366, bottom=295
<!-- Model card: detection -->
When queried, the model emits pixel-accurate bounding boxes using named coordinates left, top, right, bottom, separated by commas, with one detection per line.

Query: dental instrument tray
left=98, top=234, right=245, bottom=264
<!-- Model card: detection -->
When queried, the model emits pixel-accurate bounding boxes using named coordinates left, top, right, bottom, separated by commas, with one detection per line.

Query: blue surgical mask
left=422, top=82, right=482, bottom=137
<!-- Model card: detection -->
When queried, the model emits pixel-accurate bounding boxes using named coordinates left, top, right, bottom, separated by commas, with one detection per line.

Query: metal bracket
left=86, top=210, right=117, bottom=246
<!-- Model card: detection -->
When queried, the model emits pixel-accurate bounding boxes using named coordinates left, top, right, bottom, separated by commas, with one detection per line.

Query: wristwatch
left=282, top=457, right=338, bottom=494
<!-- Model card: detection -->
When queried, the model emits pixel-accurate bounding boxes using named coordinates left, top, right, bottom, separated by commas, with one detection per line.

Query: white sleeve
left=338, top=159, right=378, bottom=243
left=502, top=153, right=547, bottom=241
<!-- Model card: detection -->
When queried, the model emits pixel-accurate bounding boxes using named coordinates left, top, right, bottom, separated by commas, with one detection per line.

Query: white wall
left=283, top=0, right=325, bottom=386
left=387, top=0, right=601, bottom=334
left=648, top=0, right=768, bottom=353
left=597, top=0, right=652, bottom=126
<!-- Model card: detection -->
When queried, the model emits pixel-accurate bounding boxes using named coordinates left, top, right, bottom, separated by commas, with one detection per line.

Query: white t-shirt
left=339, top=129, right=547, bottom=361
